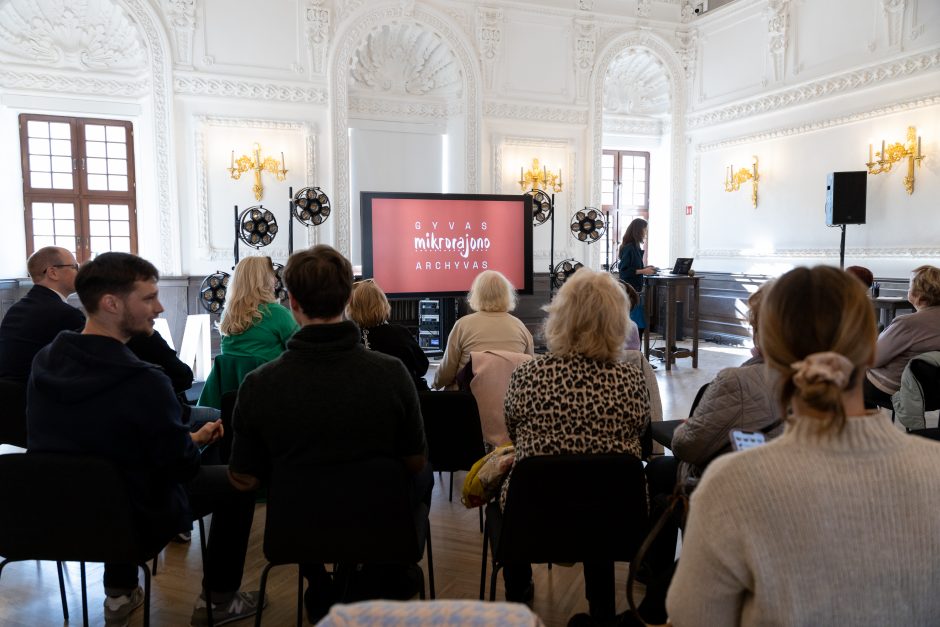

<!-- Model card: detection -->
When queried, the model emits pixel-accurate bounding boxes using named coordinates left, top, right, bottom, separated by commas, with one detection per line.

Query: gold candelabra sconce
left=724, top=156, right=760, bottom=208
left=866, top=126, right=925, bottom=195
left=227, top=142, right=288, bottom=201
left=518, top=158, right=563, bottom=193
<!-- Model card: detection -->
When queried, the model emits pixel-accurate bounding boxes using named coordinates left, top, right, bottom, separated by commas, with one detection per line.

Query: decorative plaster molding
left=484, top=101, right=588, bottom=124
left=696, top=93, right=940, bottom=152
left=637, top=0, right=652, bottom=18
left=766, top=0, right=790, bottom=83
left=195, top=116, right=317, bottom=261
left=305, top=0, right=331, bottom=75
left=349, top=22, right=462, bottom=97
left=0, top=69, right=149, bottom=96
left=688, top=47, right=940, bottom=129
left=174, top=75, right=328, bottom=103
left=578, top=0, right=595, bottom=10
left=574, top=17, right=597, bottom=103
left=476, top=7, right=502, bottom=91
left=332, top=4, right=481, bottom=258
left=165, top=0, right=196, bottom=67
left=675, top=27, right=698, bottom=80
left=603, top=115, right=663, bottom=135
left=348, top=94, right=460, bottom=119
left=0, top=0, right=146, bottom=71
left=680, top=1, right=693, bottom=23
left=881, top=0, right=905, bottom=49
left=604, top=47, right=671, bottom=115
left=698, top=247, right=940, bottom=259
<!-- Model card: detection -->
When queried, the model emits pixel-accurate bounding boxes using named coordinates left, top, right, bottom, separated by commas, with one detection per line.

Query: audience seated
left=26, top=252, right=258, bottom=627
left=845, top=265, right=874, bottom=288
left=670, top=281, right=783, bottom=490
left=347, top=279, right=430, bottom=391
left=227, top=245, right=430, bottom=624
left=433, top=270, right=533, bottom=390
left=199, top=256, right=298, bottom=408
left=619, top=281, right=642, bottom=352
left=499, top=269, right=651, bottom=623
left=666, top=265, right=940, bottom=625
left=0, top=246, right=84, bottom=383
left=864, top=264, right=940, bottom=409
left=467, top=349, right=532, bottom=447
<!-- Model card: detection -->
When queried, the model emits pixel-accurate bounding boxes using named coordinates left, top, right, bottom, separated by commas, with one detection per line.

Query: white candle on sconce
left=881, top=140, right=886, bottom=160
left=520, top=167, right=524, bottom=181
left=918, top=136, right=922, bottom=158
left=869, top=144, right=873, bottom=163
left=230, top=150, right=234, bottom=168
left=281, top=151, right=285, bottom=170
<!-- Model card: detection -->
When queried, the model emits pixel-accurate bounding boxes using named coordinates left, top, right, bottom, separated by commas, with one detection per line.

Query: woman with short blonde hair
left=347, top=280, right=429, bottom=390
left=433, top=270, right=533, bottom=389
left=544, top=269, right=629, bottom=362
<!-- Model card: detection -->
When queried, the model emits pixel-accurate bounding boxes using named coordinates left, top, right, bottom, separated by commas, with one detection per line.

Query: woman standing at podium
left=618, top=218, right=656, bottom=335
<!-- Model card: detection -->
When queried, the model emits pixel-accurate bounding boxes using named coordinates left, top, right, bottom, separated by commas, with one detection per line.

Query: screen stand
left=288, top=186, right=294, bottom=256
left=548, top=194, right=556, bottom=299
left=839, top=224, right=846, bottom=270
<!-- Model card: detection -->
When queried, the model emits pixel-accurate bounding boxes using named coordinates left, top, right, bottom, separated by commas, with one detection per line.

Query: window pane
left=34, top=236, right=55, bottom=249
left=602, top=166, right=614, bottom=180
left=54, top=203, right=74, bottom=219
left=89, top=204, right=109, bottom=220
left=49, top=122, right=70, bottom=139
left=634, top=193, right=646, bottom=206
left=633, top=156, right=644, bottom=168
left=30, top=155, right=51, bottom=172
left=52, top=173, right=73, bottom=189
left=86, top=158, right=107, bottom=174
left=108, top=159, right=127, bottom=175
left=89, top=221, right=110, bottom=236
left=85, top=125, right=105, bottom=141
left=105, top=126, right=125, bottom=143
left=31, top=172, right=51, bottom=188
left=27, top=121, right=49, bottom=138
left=110, top=205, right=129, bottom=220
left=87, top=174, right=107, bottom=190
left=601, top=179, right=614, bottom=195
left=51, top=156, right=72, bottom=172
left=85, top=141, right=106, bottom=158
left=602, top=154, right=614, bottom=167
left=32, top=203, right=53, bottom=219
left=634, top=169, right=646, bottom=182
left=90, top=236, right=110, bottom=254
left=111, top=237, right=131, bottom=253
left=110, top=221, right=130, bottom=237
left=55, top=236, right=75, bottom=250
left=106, top=142, right=126, bottom=159
left=602, top=192, right=614, bottom=205
left=50, top=139, right=71, bottom=156
left=56, top=220, right=75, bottom=236
left=33, top=219, right=54, bottom=235
left=108, top=175, right=128, bottom=191
left=29, top=137, right=50, bottom=155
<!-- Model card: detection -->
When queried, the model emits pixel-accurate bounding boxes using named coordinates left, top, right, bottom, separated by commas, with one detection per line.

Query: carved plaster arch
left=589, top=31, right=686, bottom=263
left=329, top=2, right=483, bottom=258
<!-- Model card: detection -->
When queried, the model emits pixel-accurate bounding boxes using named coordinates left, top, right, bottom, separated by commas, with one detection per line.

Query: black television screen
left=360, top=192, right=534, bottom=298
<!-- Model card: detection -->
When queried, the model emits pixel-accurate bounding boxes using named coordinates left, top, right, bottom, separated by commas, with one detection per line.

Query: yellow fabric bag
left=460, top=445, right=515, bottom=509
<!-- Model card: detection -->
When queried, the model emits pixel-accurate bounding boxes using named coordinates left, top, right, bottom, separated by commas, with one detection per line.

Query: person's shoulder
left=260, top=301, right=292, bottom=317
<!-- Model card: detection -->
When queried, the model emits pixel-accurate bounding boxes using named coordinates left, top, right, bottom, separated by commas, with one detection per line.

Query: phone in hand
left=729, top=429, right=766, bottom=451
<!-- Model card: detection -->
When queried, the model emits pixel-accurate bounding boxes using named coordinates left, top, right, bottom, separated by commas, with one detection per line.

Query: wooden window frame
left=601, top=149, right=650, bottom=217
left=19, top=113, right=138, bottom=262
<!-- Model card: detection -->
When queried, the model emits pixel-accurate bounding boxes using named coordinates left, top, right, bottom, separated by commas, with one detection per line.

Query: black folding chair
left=480, top=454, right=649, bottom=601
left=904, top=359, right=940, bottom=437
left=0, top=379, right=27, bottom=447
left=0, top=453, right=171, bottom=626
left=419, top=391, right=485, bottom=502
left=254, top=457, right=435, bottom=626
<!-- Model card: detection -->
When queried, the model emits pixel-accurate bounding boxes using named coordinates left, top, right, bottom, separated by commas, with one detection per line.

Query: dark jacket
left=361, top=323, right=430, bottom=391
left=127, top=331, right=194, bottom=395
left=618, top=242, right=645, bottom=292
left=0, top=285, right=86, bottom=382
left=27, top=332, right=199, bottom=547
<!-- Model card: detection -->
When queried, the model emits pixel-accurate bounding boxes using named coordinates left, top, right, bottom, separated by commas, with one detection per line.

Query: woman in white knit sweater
left=667, top=266, right=940, bottom=626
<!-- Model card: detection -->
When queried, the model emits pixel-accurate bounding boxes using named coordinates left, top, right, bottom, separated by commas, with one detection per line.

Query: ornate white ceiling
left=0, top=0, right=146, bottom=71
left=349, top=22, right=462, bottom=98
left=603, top=47, right=671, bottom=116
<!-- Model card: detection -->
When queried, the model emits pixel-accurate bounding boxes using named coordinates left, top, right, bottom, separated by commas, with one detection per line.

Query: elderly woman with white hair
left=432, top=270, right=534, bottom=390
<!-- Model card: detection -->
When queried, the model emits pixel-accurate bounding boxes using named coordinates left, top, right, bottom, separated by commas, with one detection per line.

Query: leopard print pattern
left=500, top=352, right=651, bottom=509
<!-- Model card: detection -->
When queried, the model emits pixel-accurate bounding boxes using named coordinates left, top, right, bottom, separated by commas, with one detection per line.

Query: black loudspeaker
left=825, top=171, right=867, bottom=225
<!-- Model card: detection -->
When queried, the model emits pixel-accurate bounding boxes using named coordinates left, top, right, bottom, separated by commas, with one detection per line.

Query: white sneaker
left=104, top=587, right=144, bottom=627
left=190, top=591, right=262, bottom=626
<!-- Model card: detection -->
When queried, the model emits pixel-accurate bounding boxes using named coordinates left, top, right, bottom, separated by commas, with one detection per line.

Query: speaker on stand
left=825, top=171, right=867, bottom=269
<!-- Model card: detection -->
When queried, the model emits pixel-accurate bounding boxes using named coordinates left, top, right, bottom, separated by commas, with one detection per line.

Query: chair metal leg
left=417, top=565, right=426, bottom=600
left=80, top=561, right=88, bottom=627
left=254, top=563, right=276, bottom=627
left=141, top=562, right=152, bottom=627
left=478, top=506, right=483, bottom=533
left=296, top=567, right=304, bottom=627
left=489, top=564, right=501, bottom=602
left=548, top=562, right=552, bottom=570
left=448, top=472, right=453, bottom=502
left=425, top=518, right=435, bottom=600
left=479, top=525, right=489, bottom=600
left=56, top=561, right=69, bottom=621
left=197, top=517, right=213, bottom=627
left=151, top=554, right=158, bottom=576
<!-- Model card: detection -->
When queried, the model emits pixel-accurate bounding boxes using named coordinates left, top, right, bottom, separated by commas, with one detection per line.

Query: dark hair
left=619, top=218, right=648, bottom=257
left=75, top=252, right=159, bottom=314
left=845, top=266, right=874, bottom=288
left=283, top=245, right=353, bottom=319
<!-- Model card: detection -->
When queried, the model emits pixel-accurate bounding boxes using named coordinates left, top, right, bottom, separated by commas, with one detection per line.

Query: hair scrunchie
left=790, top=352, right=855, bottom=391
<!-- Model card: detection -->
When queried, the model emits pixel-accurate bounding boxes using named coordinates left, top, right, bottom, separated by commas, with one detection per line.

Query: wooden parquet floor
left=0, top=341, right=748, bottom=627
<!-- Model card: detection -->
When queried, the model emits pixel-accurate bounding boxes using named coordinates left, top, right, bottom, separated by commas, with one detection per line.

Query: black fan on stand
left=237, top=206, right=278, bottom=251
left=198, top=271, right=230, bottom=313
left=272, top=262, right=288, bottom=301
left=570, top=207, right=606, bottom=243
left=530, top=189, right=553, bottom=227
left=288, top=186, right=332, bottom=255
left=551, top=259, right=584, bottom=290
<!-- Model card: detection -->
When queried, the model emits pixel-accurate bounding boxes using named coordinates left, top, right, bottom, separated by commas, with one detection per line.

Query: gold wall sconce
left=227, top=142, right=288, bottom=201
left=724, top=156, right=760, bottom=208
left=866, top=126, right=925, bottom=195
left=519, top=158, right=563, bottom=193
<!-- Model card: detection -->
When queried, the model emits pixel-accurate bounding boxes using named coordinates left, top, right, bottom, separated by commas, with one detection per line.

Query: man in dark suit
left=0, top=246, right=85, bottom=382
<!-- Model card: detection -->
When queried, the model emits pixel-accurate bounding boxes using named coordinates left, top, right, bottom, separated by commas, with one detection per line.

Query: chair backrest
left=419, top=391, right=485, bottom=473
left=263, top=457, right=424, bottom=566
left=496, top=454, right=649, bottom=564
left=0, top=378, right=27, bottom=447
left=911, top=359, right=940, bottom=411
left=218, top=390, right=238, bottom=463
left=0, top=452, right=148, bottom=563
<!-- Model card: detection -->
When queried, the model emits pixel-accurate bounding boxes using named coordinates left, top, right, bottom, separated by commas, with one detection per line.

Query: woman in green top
left=198, top=256, right=298, bottom=408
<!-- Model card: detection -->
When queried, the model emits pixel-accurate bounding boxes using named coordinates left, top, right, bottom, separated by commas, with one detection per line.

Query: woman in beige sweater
left=667, top=266, right=940, bottom=626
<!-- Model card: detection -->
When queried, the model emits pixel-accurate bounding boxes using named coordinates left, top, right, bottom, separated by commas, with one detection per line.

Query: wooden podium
left=642, top=275, right=701, bottom=371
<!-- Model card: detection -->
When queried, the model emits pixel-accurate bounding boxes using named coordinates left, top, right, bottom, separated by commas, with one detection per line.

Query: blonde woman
left=347, top=279, right=429, bottom=390
left=667, top=266, right=940, bottom=625
left=432, top=270, right=533, bottom=390
left=498, top=269, right=651, bottom=620
left=198, top=256, right=298, bottom=408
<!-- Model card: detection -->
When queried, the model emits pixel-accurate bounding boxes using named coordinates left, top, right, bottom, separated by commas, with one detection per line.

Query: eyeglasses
left=44, top=263, right=79, bottom=273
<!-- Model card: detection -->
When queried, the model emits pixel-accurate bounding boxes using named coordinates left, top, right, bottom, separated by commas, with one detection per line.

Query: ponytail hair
left=759, top=266, right=876, bottom=431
